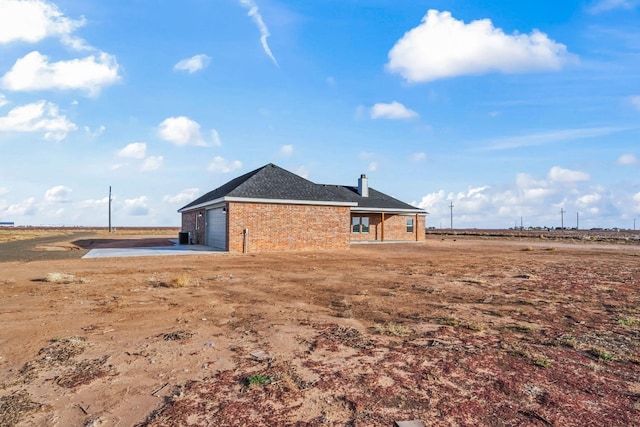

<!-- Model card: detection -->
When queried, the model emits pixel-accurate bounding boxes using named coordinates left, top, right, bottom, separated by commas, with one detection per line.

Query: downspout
left=243, top=228, right=249, bottom=253
left=415, top=213, right=419, bottom=241
left=381, top=212, right=385, bottom=242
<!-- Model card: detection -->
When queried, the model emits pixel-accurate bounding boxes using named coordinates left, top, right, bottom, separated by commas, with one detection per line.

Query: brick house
left=178, top=163, right=427, bottom=252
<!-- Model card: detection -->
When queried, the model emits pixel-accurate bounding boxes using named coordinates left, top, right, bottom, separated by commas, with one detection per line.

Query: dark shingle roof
left=179, top=163, right=349, bottom=211
left=179, top=163, right=425, bottom=213
left=321, top=184, right=422, bottom=210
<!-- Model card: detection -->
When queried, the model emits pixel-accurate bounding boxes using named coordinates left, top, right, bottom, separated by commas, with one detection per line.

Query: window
left=406, top=218, right=414, bottom=233
left=352, top=217, right=360, bottom=233
left=352, top=216, right=370, bottom=233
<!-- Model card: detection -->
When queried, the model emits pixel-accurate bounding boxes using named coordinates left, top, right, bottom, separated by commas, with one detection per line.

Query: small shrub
left=373, top=322, right=412, bottom=337
left=169, top=274, right=190, bottom=288
left=463, top=322, right=483, bottom=332
left=589, top=348, right=613, bottom=361
left=618, top=317, right=638, bottom=327
left=534, top=357, right=552, bottom=368
left=246, top=374, right=273, bottom=387
left=43, top=273, right=84, bottom=284
left=506, top=324, right=534, bottom=333
left=521, top=246, right=535, bottom=252
left=556, top=334, right=576, bottom=348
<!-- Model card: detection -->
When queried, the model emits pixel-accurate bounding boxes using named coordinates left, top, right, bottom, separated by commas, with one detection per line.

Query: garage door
left=206, top=208, right=227, bottom=250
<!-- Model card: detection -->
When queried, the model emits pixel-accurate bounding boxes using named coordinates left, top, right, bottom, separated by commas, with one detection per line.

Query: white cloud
left=5, top=197, right=37, bottom=216
left=84, top=124, right=105, bottom=137
left=633, top=192, right=640, bottom=213
left=0, top=0, right=85, bottom=46
left=617, top=153, right=638, bottom=165
left=141, top=156, right=163, bottom=171
left=0, top=100, right=76, bottom=140
left=483, top=126, right=624, bottom=151
left=238, top=0, right=279, bottom=67
left=0, top=187, right=8, bottom=197
left=45, top=185, right=71, bottom=203
left=548, top=166, right=590, bottom=184
left=630, top=95, right=640, bottom=110
left=576, top=193, right=602, bottom=208
left=386, top=10, right=573, bottom=82
left=76, top=197, right=108, bottom=209
left=280, top=144, right=294, bottom=156
left=367, top=161, right=378, bottom=172
left=117, top=142, right=146, bottom=159
left=163, top=188, right=200, bottom=204
left=294, top=166, right=309, bottom=179
left=158, top=116, right=214, bottom=146
left=174, top=54, right=211, bottom=73
left=124, top=196, right=150, bottom=216
left=111, top=163, right=128, bottom=171
left=1, top=51, right=121, bottom=96
left=208, top=156, right=242, bottom=173
left=589, top=0, right=639, bottom=14
left=211, top=129, right=222, bottom=147
left=0, top=94, right=7, bottom=107
left=410, top=152, right=427, bottom=161
left=370, top=101, right=419, bottom=120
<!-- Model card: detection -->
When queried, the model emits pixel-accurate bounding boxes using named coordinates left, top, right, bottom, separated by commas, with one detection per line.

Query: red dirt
left=0, top=231, right=639, bottom=426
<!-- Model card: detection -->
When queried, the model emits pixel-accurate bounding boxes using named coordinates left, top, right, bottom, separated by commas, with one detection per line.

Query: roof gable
left=178, top=163, right=348, bottom=211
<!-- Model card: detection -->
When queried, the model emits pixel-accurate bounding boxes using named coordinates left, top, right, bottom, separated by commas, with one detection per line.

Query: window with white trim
left=406, top=218, right=414, bottom=233
left=352, top=216, right=370, bottom=233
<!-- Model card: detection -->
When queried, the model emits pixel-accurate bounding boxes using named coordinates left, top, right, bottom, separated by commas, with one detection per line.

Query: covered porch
left=349, top=209, right=426, bottom=243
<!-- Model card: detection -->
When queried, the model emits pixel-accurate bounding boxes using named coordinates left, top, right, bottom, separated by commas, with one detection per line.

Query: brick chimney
left=358, top=174, right=369, bottom=197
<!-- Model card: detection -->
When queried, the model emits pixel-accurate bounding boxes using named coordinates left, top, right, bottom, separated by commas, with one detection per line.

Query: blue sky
left=0, top=0, right=639, bottom=229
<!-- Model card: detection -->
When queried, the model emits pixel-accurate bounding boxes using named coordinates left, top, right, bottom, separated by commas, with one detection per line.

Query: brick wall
left=227, top=202, right=351, bottom=253
left=181, top=208, right=206, bottom=245
left=350, top=213, right=425, bottom=242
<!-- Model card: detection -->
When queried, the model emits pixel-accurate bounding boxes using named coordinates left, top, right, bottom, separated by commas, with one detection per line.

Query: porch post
left=381, top=212, right=385, bottom=242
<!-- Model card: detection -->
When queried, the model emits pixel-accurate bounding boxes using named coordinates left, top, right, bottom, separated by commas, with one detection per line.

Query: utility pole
left=560, top=208, right=565, bottom=230
left=576, top=212, right=579, bottom=230
left=108, top=186, right=112, bottom=233
left=634, top=218, right=636, bottom=231
left=520, top=217, right=523, bottom=230
left=449, top=202, right=454, bottom=230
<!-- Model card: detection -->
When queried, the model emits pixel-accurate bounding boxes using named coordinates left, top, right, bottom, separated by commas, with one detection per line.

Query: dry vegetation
left=0, top=229, right=639, bottom=426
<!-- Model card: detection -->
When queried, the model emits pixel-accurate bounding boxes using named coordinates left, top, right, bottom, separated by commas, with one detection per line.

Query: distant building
left=0, top=222, right=15, bottom=227
left=178, top=163, right=427, bottom=252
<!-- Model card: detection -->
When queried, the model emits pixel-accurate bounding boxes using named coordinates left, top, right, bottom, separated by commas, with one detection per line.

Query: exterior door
left=206, top=208, right=227, bottom=250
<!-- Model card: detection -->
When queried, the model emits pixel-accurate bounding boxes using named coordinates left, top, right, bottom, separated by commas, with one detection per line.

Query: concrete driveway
left=82, top=241, right=224, bottom=259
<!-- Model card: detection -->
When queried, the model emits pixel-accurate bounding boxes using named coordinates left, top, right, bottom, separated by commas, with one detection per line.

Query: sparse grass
left=589, top=348, right=614, bottom=361
left=463, top=322, right=483, bottom=331
left=43, top=272, right=85, bottom=284
left=534, top=357, right=552, bottom=368
left=506, top=324, right=535, bottom=333
left=555, top=334, right=577, bottom=348
left=373, top=322, right=412, bottom=337
left=438, top=317, right=461, bottom=327
left=246, top=374, right=273, bottom=387
left=436, top=317, right=482, bottom=331
left=168, top=274, right=190, bottom=288
left=617, top=317, right=638, bottom=327
left=546, top=247, right=557, bottom=252
left=149, top=274, right=192, bottom=288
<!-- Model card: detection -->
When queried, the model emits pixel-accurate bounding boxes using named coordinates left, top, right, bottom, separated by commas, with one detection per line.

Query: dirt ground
left=0, top=230, right=639, bottom=426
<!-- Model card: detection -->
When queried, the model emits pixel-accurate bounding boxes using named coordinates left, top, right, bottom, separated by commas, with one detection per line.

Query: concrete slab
left=82, top=241, right=223, bottom=259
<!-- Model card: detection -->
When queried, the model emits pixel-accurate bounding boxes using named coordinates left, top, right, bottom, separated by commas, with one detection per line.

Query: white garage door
left=206, top=208, right=227, bottom=250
